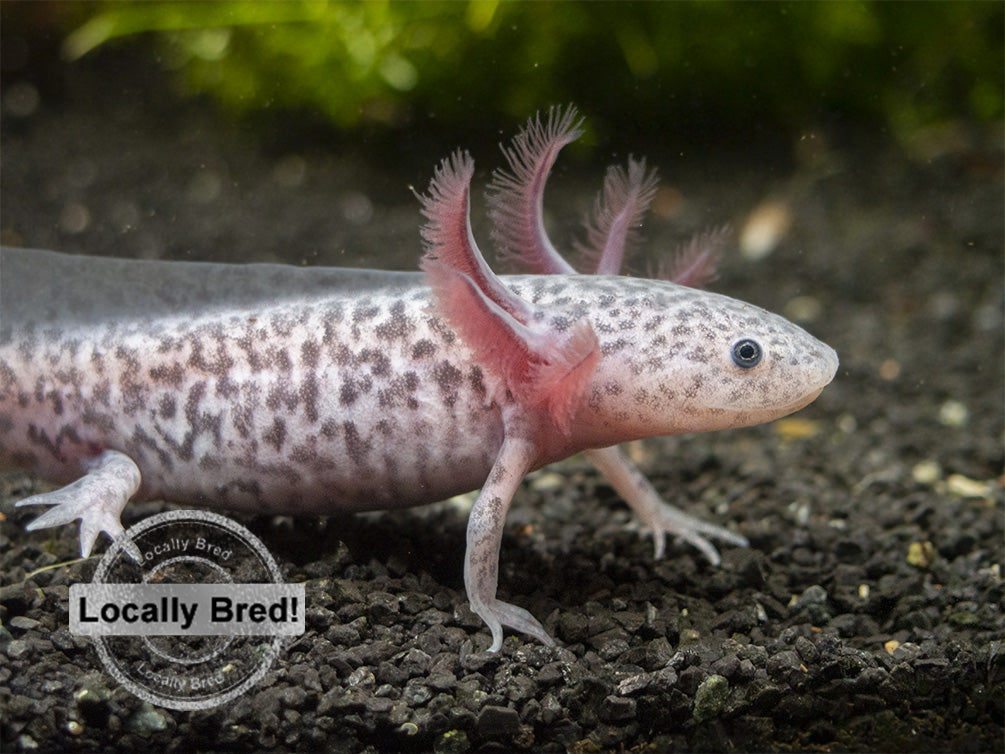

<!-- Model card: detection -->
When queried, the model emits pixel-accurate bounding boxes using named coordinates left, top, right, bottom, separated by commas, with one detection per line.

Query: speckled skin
left=1, top=261, right=498, bottom=512
left=1, top=261, right=829, bottom=508
left=1, top=108, right=838, bottom=650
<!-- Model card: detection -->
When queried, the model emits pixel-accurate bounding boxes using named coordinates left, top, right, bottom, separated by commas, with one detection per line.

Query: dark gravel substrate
left=1, top=65, right=1002, bottom=753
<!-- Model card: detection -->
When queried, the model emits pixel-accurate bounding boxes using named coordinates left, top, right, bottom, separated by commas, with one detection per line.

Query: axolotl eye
left=731, top=338, right=763, bottom=368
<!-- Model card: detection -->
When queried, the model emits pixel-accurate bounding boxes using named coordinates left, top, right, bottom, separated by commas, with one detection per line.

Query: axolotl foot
left=586, top=447, right=748, bottom=566
left=15, top=449, right=142, bottom=562
left=468, top=595, right=557, bottom=653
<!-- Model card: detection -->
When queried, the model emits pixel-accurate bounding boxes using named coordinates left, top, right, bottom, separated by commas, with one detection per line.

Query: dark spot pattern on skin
left=342, top=421, right=370, bottom=466
left=377, top=385, right=400, bottom=409
left=93, top=379, right=111, bottom=407
left=351, top=305, right=380, bottom=338
left=266, top=385, right=285, bottom=412
left=158, top=395, right=176, bottom=420
left=404, top=370, right=422, bottom=409
left=231, top=398, right=254, bottom=439
left=271, top=312, right=298, bottom=338
left=199, top=454, right=222, bottom=471
left=264, top=417, right=286, bottom=452
left=187, top=331, right=235, bottom=377
left=301, top=372, right=320, bottom=423
left=685, top=345, right=709, bottom=363
left=291, top=440, right=321, bottom=466
left=644, top=314, right=665, bottom=331
left=215, top=373, right=238, bottom=399
left=332, top=345, right=354, bottom=368
left=163, top=380, right=210, bottom=462
left=54, top=367, right=81, bottom=388
left=235, top=332, right=263, bottom=372
left=411, top=339, right=436, bottom=359
left=268, top=347, right=293, bottom=372
left=155, top=336, right=176, bottom=354
left=0, top=359, right=16, bottom=389
left=468, top=366, right=487, bottom=399
left=377, top=371, right=420, bottom=409
left=27, top=424, right=62, bottom=461
left=301, top=340, right=320, bottom=369
left=601, top=338, right=630, bottom=357
left=685, top=377, right=703, bottom=399
left=353, top=305, right=381, bottom=322
left=697, top=323, right=715, bottom=340
left=45, top=388, right=64, bottom=416
left=116, top=345, right=146, bottom=416
left=428, top=316, right=456, bottom=345
left=433, top=361, right=463, bottom=406
left=490, top=465, right=507, bottom=485
left=359, top=349, right=391, bottom=377
left=339, top=375, right=372, bottom=407
left=16, top=335, right=37, bottom=363
left=81, top=407, right=115, bottom=433
left=321, top=419, right=339, bottom=439
left=320, top=307, right=345, bottom=345
left=149, top=363, right=186, bottom=388
left=375, top=301, right=416, bottom=341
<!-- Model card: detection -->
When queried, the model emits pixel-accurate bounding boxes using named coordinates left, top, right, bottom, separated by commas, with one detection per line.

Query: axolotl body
left=0, top=108, right=837, bottom=651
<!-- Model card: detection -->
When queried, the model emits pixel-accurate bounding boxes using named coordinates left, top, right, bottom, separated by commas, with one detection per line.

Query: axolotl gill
left=0, top=107, right=837, bottom=651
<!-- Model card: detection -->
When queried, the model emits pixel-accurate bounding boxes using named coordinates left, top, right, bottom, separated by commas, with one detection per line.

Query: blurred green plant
left=40, top=0, right=1005, bottom=143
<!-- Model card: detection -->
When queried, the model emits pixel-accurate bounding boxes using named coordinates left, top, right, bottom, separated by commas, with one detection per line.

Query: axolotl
left=0, top=107, right=838, bottom=651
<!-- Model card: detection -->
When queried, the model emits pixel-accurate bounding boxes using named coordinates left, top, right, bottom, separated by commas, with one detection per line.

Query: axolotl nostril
left=0, top=106, right=838, bottom=652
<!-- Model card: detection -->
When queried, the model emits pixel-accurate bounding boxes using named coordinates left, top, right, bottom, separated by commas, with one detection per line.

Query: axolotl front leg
left=15, top=449, right=143, bottom=562
left=419, top=152, right=603, bottom=650
left=486, top=105, right=745, bottom=563
left=465, top=435, right=553, bottom=650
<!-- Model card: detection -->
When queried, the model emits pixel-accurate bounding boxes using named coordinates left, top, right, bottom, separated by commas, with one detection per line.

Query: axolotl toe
left=0, top=107, right=837, bottom=652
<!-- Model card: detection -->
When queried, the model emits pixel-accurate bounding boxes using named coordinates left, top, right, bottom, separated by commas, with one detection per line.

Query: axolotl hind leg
left=586, top=446, right=748, bottom=564
left=15, top=449, right=142, bottom=562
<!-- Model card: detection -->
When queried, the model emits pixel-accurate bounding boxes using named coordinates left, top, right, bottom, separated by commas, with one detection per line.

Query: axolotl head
left=417, top=143, right=836, bottom=450
left=517, top=274, right=839, bottom=444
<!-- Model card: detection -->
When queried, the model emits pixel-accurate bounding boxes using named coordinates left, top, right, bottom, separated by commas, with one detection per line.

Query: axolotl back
left=1, top=107, right=837, bottom=651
